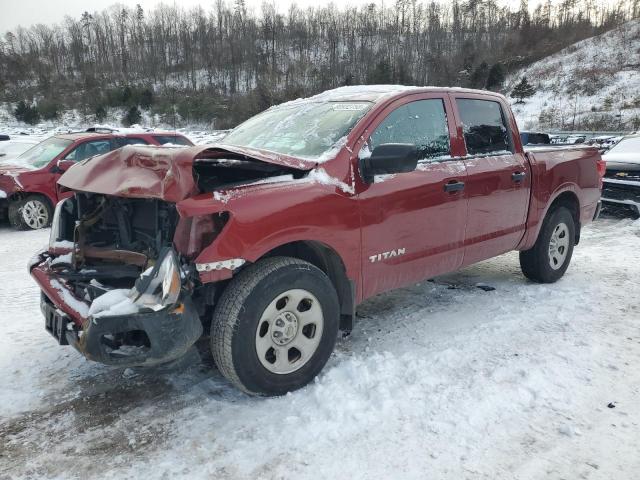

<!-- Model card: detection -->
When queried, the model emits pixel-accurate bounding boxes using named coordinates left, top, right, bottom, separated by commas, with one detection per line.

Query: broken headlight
left=49, top=198, right=72, bottom=251
left=131, top=248, right=181, bottom=311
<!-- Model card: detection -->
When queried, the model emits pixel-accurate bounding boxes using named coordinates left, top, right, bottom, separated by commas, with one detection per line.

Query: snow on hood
left=206, top=144, right=319, bottom=170
left=58, top=143, right=318, bottom=202
left=198, top=167, right=355, bottom=210
left=0, top=163, right=32, bottom=174
left=602, top=152, right=640, bottom=165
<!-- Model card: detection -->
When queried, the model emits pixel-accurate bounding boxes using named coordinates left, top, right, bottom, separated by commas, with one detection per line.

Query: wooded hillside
left=1, top=0, right=638, bottom=127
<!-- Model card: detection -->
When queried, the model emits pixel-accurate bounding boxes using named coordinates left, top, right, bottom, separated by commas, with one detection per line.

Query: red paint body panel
left=37, top=87, right=602, bottom=312
left=182, top=175, right=363, bottom=298
left=59, top=145, right=201, bottom=202
left=31, top=266, right=88, bottom=324
left=517, top=146, right=602, bottom=251
left=446, top=93, right=532, bottom=264
left=353, top=92, right=468, bottom=298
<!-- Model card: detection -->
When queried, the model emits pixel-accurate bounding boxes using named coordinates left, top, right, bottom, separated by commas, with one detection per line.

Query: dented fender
left=176, top=178, right=362, bottom=297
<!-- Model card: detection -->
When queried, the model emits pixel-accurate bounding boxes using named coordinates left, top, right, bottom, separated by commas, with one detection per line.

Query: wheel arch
left=258, top=240, right=356, bottom=333
left=8, top=190, right=55, bottom=208
left=547, top=190, right=581, bottom=244
left=519, top=186, right=582, bottom=251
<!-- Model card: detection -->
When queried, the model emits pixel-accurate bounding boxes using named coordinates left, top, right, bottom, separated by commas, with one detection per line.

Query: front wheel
left=520, top=206, right=575, bottom=283
left=211, top=257, right=340, bottom=396
left=8, top=195, right=52, bottom=230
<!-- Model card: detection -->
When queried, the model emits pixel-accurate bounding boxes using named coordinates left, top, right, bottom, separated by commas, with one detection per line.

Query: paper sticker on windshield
left=333, top=103, right=368, bottom=111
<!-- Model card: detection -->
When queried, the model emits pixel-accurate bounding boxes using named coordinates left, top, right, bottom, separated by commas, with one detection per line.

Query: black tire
left=211, top=257, right=340, bottom=396
left=520, top=206, right=575, bottom=283
left=7, top=199, right=26, bottom=230
left=8, top=195, right=52, bottom=230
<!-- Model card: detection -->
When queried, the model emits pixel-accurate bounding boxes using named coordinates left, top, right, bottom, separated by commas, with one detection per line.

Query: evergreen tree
left=123, top=106, right=142, bottom=126
left=95, top=105, right=107, bottom=122
left=511, top=77, right=536, bottom=103
left=14, top=101, right=40, bottom=124
left=139, top=88, right=154, bottom=109
left=485, top=63, right=505, bottom=91
left=368, top=60, right=393, bottom=84
left=470, top=62, right=489, bottom=89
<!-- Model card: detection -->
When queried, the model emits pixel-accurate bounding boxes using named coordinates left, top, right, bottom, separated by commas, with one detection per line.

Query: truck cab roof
left=279, top=85, right=507, bottom=105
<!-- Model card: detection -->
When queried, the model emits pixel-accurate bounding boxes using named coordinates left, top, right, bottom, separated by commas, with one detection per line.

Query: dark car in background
left=0, top=129, right=193, bottom=229
left=601, top=134, right=640, bottom=218
left=520, top=131, right=551, bottom=146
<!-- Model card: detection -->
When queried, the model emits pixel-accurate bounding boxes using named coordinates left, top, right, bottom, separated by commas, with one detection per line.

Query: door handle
left=443, top=180, right=465, bottom=193
left=512, top=171, right=526, bottom=182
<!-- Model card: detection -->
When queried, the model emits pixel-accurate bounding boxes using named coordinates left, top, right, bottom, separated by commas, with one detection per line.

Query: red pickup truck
left=30, top=86, right=604, bottom=396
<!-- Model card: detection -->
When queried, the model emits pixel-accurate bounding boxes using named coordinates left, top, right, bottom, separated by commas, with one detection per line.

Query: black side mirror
left=360, top=143, right=418, bottom=183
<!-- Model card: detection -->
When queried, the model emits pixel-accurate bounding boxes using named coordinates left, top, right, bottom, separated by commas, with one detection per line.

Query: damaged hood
left=58, top=144, right=315, bottom=203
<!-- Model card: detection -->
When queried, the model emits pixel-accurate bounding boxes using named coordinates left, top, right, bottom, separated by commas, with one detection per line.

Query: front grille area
left=605, top=171, right=640, bottom=181
left=602, top=180, right=640, bottom=202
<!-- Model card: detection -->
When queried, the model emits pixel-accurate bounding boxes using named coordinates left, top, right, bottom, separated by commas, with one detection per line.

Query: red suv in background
left=0, top=128, right=193, bottom=229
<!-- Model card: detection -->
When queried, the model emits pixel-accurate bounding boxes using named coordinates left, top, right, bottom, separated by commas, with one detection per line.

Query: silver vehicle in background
left=601, top=134, right=640, bottom=218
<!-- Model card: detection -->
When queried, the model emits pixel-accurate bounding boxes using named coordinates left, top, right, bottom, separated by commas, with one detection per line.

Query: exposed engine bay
left=192, top=155, right=304, bottom=192
left=39, top=192, right=205, bottom=364
left=51, top=193, right=180, bottom=296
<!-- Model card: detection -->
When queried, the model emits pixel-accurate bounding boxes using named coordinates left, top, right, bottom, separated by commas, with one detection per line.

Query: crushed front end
left=29, top=193, right=204, bottom=367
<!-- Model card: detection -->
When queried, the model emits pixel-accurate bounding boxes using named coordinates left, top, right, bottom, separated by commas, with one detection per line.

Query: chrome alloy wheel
left=255, top=288, right=324, bottom=374
left=22, top=199, right=49, bottom=229
left=548, top=222, right=570, bottom=270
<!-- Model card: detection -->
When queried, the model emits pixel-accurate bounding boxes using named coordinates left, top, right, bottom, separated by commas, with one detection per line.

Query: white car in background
left=601, top=135, right=640, bottom=218
left=0, top=136, right=40, bottom=161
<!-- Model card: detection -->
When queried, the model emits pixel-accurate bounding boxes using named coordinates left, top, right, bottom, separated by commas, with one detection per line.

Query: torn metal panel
left=58, top=144, right=313, bottom=202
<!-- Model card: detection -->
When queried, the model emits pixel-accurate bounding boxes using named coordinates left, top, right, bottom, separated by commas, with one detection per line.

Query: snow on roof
left=90, top=123, right=151, bottom=134
left=276, top=84, right=505, bottom=109
left=275, top=85, right=426, bottom=108
left=293, top=85, right=422, bottom=102
left=88, top=124, right=187, bottom=136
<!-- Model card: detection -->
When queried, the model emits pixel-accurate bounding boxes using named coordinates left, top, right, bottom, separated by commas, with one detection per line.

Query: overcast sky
left=0, top=0, right=534, bottom=34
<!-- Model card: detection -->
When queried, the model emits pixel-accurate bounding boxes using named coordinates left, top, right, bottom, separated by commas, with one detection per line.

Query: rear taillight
left=597, top=158, right=606, bottom=188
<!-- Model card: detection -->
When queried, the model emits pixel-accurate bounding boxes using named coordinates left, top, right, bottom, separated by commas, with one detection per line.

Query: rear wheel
left=9, top=195, right=52, bottom=230
left=211, top=257, right=340, bottom=396
left=520, top=206, right=575, bottom=283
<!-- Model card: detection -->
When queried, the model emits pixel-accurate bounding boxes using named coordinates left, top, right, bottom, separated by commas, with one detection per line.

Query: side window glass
left=456, top=99, right=512, bottom=155
left=117, top=137, right=149, bottom=147
left=64, top=140, right=112, bottom=161
left=63, top=145, right=80, bottom=161
left=365, top=99, right=450, bottom=161
left=153, top=135, right=193, bottom=146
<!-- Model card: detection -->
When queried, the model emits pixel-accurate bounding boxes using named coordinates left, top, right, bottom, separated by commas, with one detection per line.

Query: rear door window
left=456, top=99, right=512, bottom=155
left=152, top=135, right=193, bottom=146
left=367, top=99, right=450, bottom=161
left=64, top=139, right=113, bottom=161
left=117, top=137, right=149, bottom=147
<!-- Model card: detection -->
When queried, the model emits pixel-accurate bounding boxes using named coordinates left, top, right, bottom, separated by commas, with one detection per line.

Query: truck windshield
left=223, top=101, right=372, bottom=159
left=16, top=137, right=73, bottom=168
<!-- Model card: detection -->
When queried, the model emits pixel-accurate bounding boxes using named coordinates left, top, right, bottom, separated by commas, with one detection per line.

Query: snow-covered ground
left=507, top=19, right=640, bottom=131
left=1, top=216, right=639, bottom=479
